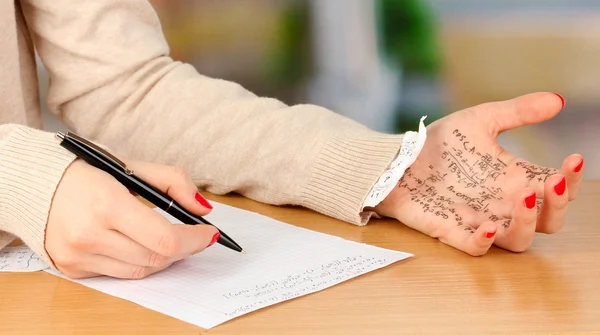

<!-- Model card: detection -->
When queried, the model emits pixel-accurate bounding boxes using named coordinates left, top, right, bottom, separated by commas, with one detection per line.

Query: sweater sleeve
left=20, top=0, right=405, bottom=225
left=0, top=124, right=76, bottom=264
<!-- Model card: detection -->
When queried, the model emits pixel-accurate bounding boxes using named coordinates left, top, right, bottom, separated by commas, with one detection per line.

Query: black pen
left=55, top=131, right=245, bottom=254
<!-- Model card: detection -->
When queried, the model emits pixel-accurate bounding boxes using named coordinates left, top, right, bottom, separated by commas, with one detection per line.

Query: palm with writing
left=376, top=93, right=583, bottom=255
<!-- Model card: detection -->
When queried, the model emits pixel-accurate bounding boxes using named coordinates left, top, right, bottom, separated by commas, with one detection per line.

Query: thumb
left=125, top=161, right=213, bottom=216
left=481, top=92, right=565, bottom=135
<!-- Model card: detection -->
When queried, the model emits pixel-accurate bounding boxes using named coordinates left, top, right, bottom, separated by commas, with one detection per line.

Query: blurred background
left=41, top=0, right=600, bottom=178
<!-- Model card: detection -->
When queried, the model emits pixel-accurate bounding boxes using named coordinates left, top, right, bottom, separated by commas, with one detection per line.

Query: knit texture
left=0, top=125, right=76, bottom=265
left=0, top=0, right=406, bottom=264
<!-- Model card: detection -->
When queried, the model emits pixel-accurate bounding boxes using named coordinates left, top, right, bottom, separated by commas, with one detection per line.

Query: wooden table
left=2, top=181, right=600, bottom=335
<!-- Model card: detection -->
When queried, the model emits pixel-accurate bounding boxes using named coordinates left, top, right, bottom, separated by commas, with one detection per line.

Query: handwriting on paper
left=45, top=204, right=412, bottom=329
left=0, top=246, right=48, bottom=272
left=222, top=255, right=389, bottom=317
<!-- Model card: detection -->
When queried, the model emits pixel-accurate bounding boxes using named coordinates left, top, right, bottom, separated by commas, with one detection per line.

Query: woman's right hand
left=46, top=159, right=219, bottom=279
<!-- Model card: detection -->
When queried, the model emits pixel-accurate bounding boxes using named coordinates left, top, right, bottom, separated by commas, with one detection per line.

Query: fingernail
left=485, top=231, right=496, bottom=238
left=554, top=177, right=566, bottom=196
left=553, top=93, right=565, bottom=109
left=574, top=159, right=584, bottom=173
left=195, top=192, right=213, bottom=209
left=208, top=232, right=220, bottom=247
left=525, top=192, right=536, bottom=209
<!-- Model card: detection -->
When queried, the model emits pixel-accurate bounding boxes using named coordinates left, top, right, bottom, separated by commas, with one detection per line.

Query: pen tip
left=241, top=250, right=247, bottom=254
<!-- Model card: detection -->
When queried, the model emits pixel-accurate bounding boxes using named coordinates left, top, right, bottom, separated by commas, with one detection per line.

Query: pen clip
left=57, top=132, right=134, bottom=175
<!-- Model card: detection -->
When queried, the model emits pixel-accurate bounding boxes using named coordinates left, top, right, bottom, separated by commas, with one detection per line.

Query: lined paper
left=46, top=202, right=411, bottom=329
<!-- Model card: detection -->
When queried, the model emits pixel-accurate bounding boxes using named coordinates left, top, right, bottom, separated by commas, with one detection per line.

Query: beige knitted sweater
left=0, top=0, right=405, bottom=265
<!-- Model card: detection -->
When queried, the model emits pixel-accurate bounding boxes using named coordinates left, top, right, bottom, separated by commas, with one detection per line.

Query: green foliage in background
left=266, top=1, right=311, bottom=88
left=377, top=0, right=441, bottom=76
left=378, top=0, right=443, bottom=132
left=268, top=0, right=441, bottom=83
left=267, top=0, right=443, bottom=132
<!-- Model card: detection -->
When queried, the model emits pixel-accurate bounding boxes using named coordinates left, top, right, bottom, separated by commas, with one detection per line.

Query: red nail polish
left=485, top=231, right=496, bottom=239
left=195, top=192, right=213, bottom=209
left=554, top=177, right=566, bottom=196
left=524, top=192, right=536, bottom=209
left=574, top=159, right=584, bottom=173
left=208, top=232, right=220, bottom=247
left=554, top=93, right=565, bottom=108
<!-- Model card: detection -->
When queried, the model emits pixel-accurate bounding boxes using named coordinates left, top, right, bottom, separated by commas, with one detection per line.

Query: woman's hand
left=376, top=92, right=583, bottom=256
left=46, top=159, right=219, bottom=279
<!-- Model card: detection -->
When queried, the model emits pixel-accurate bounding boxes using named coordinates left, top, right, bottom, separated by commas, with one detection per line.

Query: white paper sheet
left=0, top=245, right=49, bottom=272
left=45, top=202, right=412, bottom=329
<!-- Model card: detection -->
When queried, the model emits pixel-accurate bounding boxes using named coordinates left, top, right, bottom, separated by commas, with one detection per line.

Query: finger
left=437, top=221, right=497, bottom=256
left=510, top=159, right=558, bottom=197
left=502, top=154, right=582, bottom=198
left=111, top=197, right=219, bottom=258
left=480, top=92, right=564, bottom=135
left=534, top=154, right=581, bottom=200
left=563, top=155, right=583, bottom=200
left=493, top=149, right=557, bottom=197
left=470, top=198, right=513, bottom=223
left=60, top=254, right=174, bottom=280
left=126, top=160, right=213, bottom=216
left=493, top=188, right=538, bottom=252
left=86, top=229, right=177, bottom=267
left=493, top=148, right=555, bottom=196
left=536, top=174, right=569, bottom=234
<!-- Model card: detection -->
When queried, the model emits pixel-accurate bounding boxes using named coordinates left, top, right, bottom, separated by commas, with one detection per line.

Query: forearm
left=22, top=0, right=406, bottom=224
left=63, top=64, right=405, bottom=224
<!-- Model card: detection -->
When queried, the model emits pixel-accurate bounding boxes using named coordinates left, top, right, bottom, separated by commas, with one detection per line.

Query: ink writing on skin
left=516, top=162, right=556, bottom=183
left=398, top=128, right=557, bottom=231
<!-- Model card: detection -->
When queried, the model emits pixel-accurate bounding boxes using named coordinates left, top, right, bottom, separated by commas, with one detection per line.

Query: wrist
left=372, top=181, right=403, bottom=219
left=0, top=125, right=76, bottom=266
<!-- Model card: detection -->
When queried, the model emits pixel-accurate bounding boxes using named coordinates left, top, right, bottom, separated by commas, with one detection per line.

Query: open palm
left=376, top=93, right=583, bottom=255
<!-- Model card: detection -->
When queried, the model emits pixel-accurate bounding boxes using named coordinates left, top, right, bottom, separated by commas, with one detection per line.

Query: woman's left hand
left=375, top=92, right=583, bottom=256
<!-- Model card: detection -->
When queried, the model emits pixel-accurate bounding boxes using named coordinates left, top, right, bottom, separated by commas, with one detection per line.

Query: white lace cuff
left=363, top=116, right=427, bottom=208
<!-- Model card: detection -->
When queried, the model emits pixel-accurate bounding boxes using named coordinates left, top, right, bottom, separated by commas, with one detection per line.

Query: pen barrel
left=59, top=137, right=172, bottom=206
left=59, top=136, right=243, bottom=253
